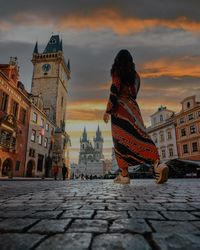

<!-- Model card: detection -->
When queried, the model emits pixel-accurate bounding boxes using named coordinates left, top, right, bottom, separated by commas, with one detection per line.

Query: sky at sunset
left=0, top=0, right=200, bottom=163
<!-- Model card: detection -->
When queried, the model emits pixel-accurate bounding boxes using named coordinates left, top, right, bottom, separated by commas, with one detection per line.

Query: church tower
left=93, top=125, right=104, bottom=161
left=31, top=35, right=70, bottom=128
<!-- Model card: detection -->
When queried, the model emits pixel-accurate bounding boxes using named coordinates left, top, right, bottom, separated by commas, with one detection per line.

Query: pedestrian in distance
left=52, top=162, right=59, bottom=180
left=103, top=49, right=169, bottom=184
left=62, top=162, right=68, bottom=180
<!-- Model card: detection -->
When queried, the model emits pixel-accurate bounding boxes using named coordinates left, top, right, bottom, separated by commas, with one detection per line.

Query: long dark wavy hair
left=111, top=49, right=136, bottom=85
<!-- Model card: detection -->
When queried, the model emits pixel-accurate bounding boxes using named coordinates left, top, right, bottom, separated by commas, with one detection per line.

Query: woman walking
left=103, top=50, right=168, bottom=184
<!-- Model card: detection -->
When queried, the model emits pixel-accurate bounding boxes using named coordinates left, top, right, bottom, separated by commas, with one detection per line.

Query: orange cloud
left=58, top=10, right=200, bottom=34
left=10, top=9, right=200, bottom=34
left=67, top=99, right=107, bottom=120
left=140, top=56, right=200, bottom=78
left=0, top=21, right=11, bottom=30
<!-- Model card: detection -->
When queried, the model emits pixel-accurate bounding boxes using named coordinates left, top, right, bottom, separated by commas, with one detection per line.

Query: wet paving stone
left=0, top=233, right=46, bottom=250
left=108, top=203, right=137, bottom=211
left=36, top=233, right=92, bottom=250
left=95, top=210, right=128, bottom=220
left=128, top=210, right=164, bottom=220
left=29, top=211, right=62, bottom=219
left=68, top=219, right=108, bottom=233
left=150, top=220, right=200, bottom=234
left=153, top=233, right=200, bottom=250
left=61, top=210, right=94, bottom=219
left=29, top=219, right=71, bottom=234
left=92, top=234, right=151, bottom=250
left=160, top=211, right=197, bottom=221
left=0, top=218, right=38, bottom=232
left=110, top=218, right=152, bottom=233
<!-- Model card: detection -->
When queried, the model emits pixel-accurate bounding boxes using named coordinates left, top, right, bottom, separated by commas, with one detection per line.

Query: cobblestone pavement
left=0, top=179, right=199, bottom=250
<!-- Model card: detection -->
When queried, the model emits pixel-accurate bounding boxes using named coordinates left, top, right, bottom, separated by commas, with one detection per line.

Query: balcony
left=0, top=135, right=16, bottom=152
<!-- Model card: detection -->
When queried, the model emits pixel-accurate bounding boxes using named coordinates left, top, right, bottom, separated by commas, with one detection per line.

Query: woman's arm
left=106, top=77, right=121, bottom=114
left=104, top=77, right=120, bottom=123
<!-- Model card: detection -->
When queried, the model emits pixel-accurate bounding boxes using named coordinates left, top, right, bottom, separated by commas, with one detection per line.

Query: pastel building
left=25, top=94, right=56, bottom=177
left=147, top=106, right=178, bottom=162
left=0, top=58, right=30, bottom=177
left=175, top=96, right=200, bottom=160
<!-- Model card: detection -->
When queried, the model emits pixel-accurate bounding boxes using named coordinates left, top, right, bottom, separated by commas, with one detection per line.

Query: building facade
left=31, top=35, right=71, bottom=173
left=0, top=58, right=30, bottom=177
left=78, top=126, right=104, bottom=177
left=25, top=94, right=56, bottom=177
left=175, top=96, right=200, bottom=160
left=147, top=106, right=178, bottom=162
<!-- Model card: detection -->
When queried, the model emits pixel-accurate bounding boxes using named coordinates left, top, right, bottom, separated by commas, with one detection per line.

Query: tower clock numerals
left=42, top=64, right=51, bottom=72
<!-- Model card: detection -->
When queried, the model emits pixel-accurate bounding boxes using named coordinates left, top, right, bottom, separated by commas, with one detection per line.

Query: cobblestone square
left=0, top=179, right=199, bottom=249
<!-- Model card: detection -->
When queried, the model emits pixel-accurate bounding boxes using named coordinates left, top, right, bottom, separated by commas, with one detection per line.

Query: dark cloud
left=0, top=0, right=200, bottom=23
left=0, top=41, right=33, bottom=90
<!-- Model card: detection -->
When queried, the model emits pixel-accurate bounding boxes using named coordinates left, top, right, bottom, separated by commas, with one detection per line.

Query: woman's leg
left=115, top=155, right=129, bottom=177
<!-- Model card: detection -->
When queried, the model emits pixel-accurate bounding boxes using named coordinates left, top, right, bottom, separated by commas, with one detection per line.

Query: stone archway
left=2, top=158, right=13, bottom=177
left=26, top=160, right=35, bottom=177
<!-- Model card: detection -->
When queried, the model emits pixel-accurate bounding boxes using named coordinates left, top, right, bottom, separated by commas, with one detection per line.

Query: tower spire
left=33, top=41, right=38, bottom=54
left=67, top=59, right=71, bottom=71
left=60, top=39, right=63, bottom=51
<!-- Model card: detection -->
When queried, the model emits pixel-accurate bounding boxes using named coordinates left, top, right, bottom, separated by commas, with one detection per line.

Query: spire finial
left=33, top=41, right=38, bottom=54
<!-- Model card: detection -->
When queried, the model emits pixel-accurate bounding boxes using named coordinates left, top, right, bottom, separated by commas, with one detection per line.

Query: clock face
left=42, top=64, right=51, bottom=72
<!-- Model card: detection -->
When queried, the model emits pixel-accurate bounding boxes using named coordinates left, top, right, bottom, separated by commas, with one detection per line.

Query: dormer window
left=160, top=115, right=163, bottom=122
left=49, top=39, right=56, bottom=44
left=187, top=102, right=190, bottom=108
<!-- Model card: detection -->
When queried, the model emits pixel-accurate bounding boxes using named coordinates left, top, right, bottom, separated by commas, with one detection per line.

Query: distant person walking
left=52, top=162, right=59, bottom=180
left=103, top=49, right=168, bottom=184
left=62, top=162, right=68, bottom=181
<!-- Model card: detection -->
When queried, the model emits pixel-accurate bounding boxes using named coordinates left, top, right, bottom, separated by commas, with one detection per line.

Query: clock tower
left=31, top=35, right=70, bottom=128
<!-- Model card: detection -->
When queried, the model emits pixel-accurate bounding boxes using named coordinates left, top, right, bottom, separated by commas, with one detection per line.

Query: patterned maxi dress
left=106, top=72, right=160, bottom=171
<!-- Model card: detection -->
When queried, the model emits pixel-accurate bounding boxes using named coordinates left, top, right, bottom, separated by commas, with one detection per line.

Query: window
left=160, top=115, right=163, bottom=122
left=161, top=149, right=166, bottom=158
left=37, top=154, right=44, bottom=172
left=169, top=148, right=174, bottom=157
left=0, top=92, right=9, bottom=111
left=29, top=148, right=35, bottom=157
left=192, top=142, right=198, bottom=152
left=44, top=137, right=48, bottom=148
left=15, top=161, right=20, bottom=171
left=153, top=136, right=158, bottom=144
left=45, top=123, right=49, bottom=132
left=40, top=118, right=44, bottom=128
left=19, top=108, right=26, bottom=125
left=32, top=112, right=37, bottom=123
left=61, top=96, right=64, bottom=107
left=198, top=111, right=200, bottom=117
left=180, top=117, right=185, bottom=124
left=31, top=129, right=36, bottom=142
left=38, top=134, right=43, bottom=145
left=160, top=134, right=164, bottom=142
left=188, top=113, right=194, bottom=120
left=51, top=127, right=54, bottom=135
left=12, top=101, right=19, bottom=119
left=187, top=102, right=190, bottom=108
left=190, top=125, right=196, bottom=134
left=153, top=117, right=156, bottom=125
left=167, top=131, right=172, bottom=140
left=183, top=144, right=188, bottom=154
left=181, top=128, right=186, bottom=137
